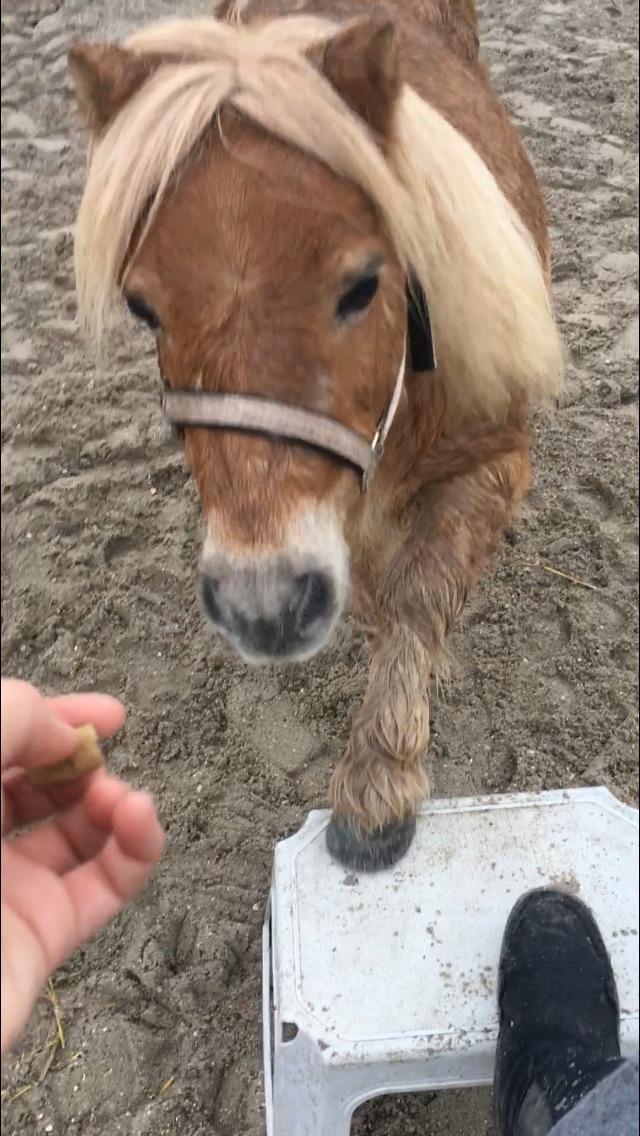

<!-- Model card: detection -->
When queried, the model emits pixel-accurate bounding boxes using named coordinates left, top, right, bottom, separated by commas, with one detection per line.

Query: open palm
left=1, top=681, right=165, bottom=1055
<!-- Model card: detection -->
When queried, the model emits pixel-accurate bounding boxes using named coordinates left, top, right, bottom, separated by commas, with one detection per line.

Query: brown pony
left=68, top=0, right=563, bottom=870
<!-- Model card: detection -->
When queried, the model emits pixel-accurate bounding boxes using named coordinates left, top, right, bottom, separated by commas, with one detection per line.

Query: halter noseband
left=160, top=284, right=435, bottom=492
left=161, top=344, right=406, bottom=491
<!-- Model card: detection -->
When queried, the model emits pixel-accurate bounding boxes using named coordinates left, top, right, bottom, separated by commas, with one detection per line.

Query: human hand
left=1, top=679, right=165, bottom=1056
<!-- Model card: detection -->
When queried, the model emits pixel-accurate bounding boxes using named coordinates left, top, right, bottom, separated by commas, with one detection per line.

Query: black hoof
left=326, top=815, right=417, bottom=872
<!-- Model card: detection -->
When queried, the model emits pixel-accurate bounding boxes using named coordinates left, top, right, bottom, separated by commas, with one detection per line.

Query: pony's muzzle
left=199, top=559, right=337, bottom=662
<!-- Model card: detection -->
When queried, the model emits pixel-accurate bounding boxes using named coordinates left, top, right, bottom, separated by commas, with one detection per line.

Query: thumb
left=1, top=680, right=78, bottom=773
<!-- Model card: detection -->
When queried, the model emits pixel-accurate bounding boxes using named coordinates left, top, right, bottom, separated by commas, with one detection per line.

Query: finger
left=2, top=693, right=126, bottom=836
left=46, top=693, right=125, bottom=737
left=1, top=680, right=77, bottom=773
left=2, top=770, right=81, bottom=834
left=62, top=792, right=165, bottom=943
left=1, top=795, right=164, bottom=1012
left=82, top=773, right=138, bottom=833
left=0, top=683, right=125, bottom=778
left=8, top=776, right=130, bottom=874
left=2, top=759, right=123, bottom=835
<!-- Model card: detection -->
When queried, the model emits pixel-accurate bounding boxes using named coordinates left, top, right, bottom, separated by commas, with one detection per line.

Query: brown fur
left=69, top=1, right=559, bottom=842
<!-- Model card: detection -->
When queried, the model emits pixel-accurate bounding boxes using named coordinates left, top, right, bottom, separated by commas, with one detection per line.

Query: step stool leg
left=272, top=1030, right=353, bottom=1136
left=273, top=1081, right=353, bottom=1136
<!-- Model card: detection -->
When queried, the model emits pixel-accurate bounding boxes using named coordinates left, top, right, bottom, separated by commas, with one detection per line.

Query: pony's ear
left=322, top=15, right=401, bottom=137
left=68, top=42, right=158, bottom=133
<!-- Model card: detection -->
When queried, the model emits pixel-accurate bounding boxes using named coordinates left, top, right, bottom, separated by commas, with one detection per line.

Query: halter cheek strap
left=370, top=343, right=406, bottom=457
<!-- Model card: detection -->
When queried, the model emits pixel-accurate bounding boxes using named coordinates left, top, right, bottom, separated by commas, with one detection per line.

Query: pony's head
left=69, top=15, right=562, bottom=662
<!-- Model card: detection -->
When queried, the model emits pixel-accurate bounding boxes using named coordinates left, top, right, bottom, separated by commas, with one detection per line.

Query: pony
left=68, top=0, right=563, bottom=871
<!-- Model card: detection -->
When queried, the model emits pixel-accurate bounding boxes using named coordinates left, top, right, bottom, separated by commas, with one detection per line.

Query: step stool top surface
left=271, top=789, right=638, bottom=1060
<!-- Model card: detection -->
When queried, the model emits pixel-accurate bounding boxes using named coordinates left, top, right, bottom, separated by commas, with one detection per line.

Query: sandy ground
left=1, top=0, right=638, bottom=1133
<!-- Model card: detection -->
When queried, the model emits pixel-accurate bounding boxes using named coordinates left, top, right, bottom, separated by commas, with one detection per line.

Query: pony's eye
left=125, top=292, right=160, bottom=330
left=336, top=274, right=379, bottom=320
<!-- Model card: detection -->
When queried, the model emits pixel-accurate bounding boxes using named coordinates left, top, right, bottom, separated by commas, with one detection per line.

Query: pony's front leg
left=327, top=623, right=432, bottom=870
left=327, top=449, right=531, bottom=870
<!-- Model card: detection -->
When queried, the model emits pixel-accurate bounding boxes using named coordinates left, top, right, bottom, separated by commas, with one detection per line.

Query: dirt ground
left=1, top=0, right=638, bottom=1132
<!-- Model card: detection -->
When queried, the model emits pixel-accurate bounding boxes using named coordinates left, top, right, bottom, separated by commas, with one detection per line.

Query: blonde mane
left=74, top=15, right=564, bottom=417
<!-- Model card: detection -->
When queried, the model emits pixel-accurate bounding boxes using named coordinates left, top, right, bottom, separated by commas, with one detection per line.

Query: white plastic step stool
left=262, top=788, right=639, bottom=1136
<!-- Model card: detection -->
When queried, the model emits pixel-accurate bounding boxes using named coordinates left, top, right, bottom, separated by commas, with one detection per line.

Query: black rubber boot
left=494, top=888, right=625, bottom=1136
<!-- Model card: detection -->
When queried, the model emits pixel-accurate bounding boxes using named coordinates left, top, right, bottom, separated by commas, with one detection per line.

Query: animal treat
left=28, top=724, right=104, bottom=787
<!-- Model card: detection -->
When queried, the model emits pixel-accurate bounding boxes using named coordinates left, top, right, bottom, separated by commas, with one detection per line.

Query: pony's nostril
left=199, top=574, right=222, bottom=625
left=292, top=571, right=332, bottom=635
